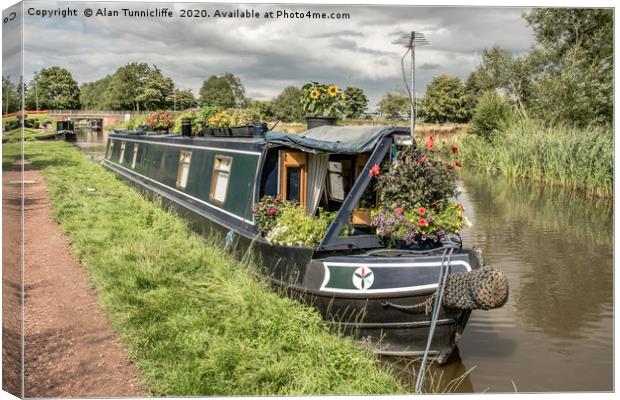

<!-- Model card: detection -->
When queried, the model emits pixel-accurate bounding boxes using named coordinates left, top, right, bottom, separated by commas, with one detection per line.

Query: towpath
left=7, top=162, right=144, bottom=397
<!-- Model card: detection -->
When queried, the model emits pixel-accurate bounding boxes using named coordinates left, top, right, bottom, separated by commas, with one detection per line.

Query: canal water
left=74, top=128, right=613, bottom=393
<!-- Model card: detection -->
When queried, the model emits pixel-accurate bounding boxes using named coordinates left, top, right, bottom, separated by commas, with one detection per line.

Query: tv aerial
left=392, top=31, right=430, bottom=139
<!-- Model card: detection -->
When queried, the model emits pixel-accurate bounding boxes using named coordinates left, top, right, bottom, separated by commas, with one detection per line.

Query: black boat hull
left=103, top=160, right=479, bottom=363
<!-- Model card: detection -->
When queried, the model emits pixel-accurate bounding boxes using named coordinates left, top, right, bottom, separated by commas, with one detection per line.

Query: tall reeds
left=460, top=120, right=613, bottom=198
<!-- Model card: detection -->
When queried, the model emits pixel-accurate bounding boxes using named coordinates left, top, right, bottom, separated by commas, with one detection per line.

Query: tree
left=80, top=75, right=112, bottom=110
left=419, top=75, right=469, bottom=123
left=377, top=90, right=410, bottom=120
left=2, top=76, right=20, bottom=113
left=525, top=9, right=612, bottom=126
left=469, top=90, right=514, bottom=141
left=342, top=86, right=368, bottom=119
left=95, top=63, right=175, bottom=111
left=271, top=86, right=304, bottom=122
left=25, top=67, right=80, bottom=110
left=476, top=47, right=537, bottom=119
left=199, top=73, right=246, bottom=109
left=168, top=88, right=197, bottom=110
left=246, top=99, right=274, bottom=121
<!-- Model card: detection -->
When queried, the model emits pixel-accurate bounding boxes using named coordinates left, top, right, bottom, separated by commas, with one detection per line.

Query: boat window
left=131, top=144, right=139, bottom=169
left=327, top=160, right=352, bottom=202
left=119, top=142, right=126, bottom=163
left=176, top=151, right=192, bottom=189
left=210, top=155, right=232, bottom=203
left=286, top=167, right=302, bottom=202
left=107, top=140, right=114, bottom=159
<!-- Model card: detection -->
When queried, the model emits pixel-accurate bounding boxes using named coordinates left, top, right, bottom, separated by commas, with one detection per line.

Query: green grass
left=459, top=120, right=613, bottom=198
left=2, top=127, right=56, bottom=144
left=19, top=141, right=405, bottom=396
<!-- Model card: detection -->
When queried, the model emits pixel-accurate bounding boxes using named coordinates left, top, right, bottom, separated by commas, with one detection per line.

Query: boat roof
left=109, top=125, right=411, bottom=155
left=266, top=125, right=409, bottom=154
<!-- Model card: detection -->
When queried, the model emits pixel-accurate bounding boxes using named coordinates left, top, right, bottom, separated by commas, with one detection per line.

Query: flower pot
left=211, top=127, right=232, bottom=137
left=201, top=125, right=213, bottom=136
left=230, top=125, right=255, bottom=137
left=306, top=116, right=337, bottom=130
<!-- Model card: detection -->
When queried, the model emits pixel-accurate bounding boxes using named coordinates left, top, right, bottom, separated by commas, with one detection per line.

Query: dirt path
left=19, top=163, right=144, bottom=397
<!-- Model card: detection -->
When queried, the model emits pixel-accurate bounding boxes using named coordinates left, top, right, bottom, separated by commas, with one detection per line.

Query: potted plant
left=198, top=106, right=221, bottom=136
left=146, top=111, right=173, bottom=134
left=301, top=81, right=346, bottom=129
left=371, top=142, right=467, bottom=250
left=206, top=110, right=233, bottom=136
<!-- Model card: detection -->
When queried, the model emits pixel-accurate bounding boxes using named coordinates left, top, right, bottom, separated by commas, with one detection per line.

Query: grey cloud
left=18, top=1, right=536, bottom=108
left=309, top=30, right=365, bottom=39
left=420, top=63, right=440, bottom=70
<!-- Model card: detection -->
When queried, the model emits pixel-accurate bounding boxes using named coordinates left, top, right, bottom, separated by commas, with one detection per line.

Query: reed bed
left=460, top=120, right=613, bottom=198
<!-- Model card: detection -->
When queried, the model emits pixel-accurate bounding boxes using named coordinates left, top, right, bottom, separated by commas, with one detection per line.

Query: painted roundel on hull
left=352, top=266, right=374, bottom=290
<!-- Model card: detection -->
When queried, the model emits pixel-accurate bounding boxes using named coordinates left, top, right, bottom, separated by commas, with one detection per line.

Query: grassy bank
left=460, top=120, right=613, bottom=198
left=16, top=141, right=404, bottom=396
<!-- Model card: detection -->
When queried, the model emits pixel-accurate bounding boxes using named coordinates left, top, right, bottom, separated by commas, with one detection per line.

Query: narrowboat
left=102, top=125, right=508, bottom=363
left=56, top=120, right=76, bottom=141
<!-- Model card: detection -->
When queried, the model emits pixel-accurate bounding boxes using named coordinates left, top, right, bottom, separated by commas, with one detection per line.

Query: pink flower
left=417, top=207, right=426, bottom=216
left=266, top=207, right=277, bottom=216
left=395, top=207, right=404, bottom=216
left=419, top=218, right=428, bottom=227
left=455, top=159, right=463, bottom=168
left=368, top=164, right=381, bottom=177
left=447, top=162, right=454, bottom=170
left=425, top=135, right=436, bottom=151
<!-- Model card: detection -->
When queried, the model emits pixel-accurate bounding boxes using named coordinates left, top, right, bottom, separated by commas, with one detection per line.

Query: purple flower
left=421, top=235, right=427, bottom=241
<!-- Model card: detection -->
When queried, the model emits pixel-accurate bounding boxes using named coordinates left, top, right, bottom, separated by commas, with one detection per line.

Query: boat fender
left=442, top=266, right=509, bottom=310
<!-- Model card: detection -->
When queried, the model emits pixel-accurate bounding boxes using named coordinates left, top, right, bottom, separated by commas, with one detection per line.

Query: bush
left=469, top=90, right=514, bottom=141
left=377, top=146, right=458, bottom=210
left=265, top=204, right=335, bottom=247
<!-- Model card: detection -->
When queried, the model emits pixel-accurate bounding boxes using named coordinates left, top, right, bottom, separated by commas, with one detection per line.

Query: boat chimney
left=181, top=118, right=192, bottom=137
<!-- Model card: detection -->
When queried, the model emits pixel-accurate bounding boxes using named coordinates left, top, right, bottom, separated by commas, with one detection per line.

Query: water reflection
left=452, top=169, right=612, bottom=392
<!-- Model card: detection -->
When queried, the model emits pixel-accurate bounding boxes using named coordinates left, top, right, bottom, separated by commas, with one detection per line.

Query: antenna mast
left=393, top=31, right=429, bottom=139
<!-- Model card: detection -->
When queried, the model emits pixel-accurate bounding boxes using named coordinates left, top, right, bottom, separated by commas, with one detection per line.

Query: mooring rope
left=415, top=243, right=456, bottom=393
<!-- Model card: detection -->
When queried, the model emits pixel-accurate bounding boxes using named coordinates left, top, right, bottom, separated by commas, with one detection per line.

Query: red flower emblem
left=395, top=207, right=404, bottom=216
left=419, top=218, right=428, bottom=227
left=368, top=164, right=381, bottom=177
left=417, top=207, right=426, bottom=216
left=451, top=144, right=459, bottom=154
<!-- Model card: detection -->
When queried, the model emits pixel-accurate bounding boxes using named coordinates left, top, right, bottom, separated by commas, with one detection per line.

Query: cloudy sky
left=7, top=1, right=535, bottom=108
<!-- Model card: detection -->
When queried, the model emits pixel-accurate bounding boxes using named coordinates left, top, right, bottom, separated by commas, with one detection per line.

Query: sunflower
left=310, top=89, right=320, bottom=100
left=327, top=85, right=339, bottom=97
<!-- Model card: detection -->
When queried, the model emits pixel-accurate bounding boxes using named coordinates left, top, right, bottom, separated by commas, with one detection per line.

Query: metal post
left=411, top=41, right=415, bottom=138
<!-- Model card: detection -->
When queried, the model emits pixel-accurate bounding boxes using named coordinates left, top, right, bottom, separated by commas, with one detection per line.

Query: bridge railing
left=48, top=110, right=148, bottom=116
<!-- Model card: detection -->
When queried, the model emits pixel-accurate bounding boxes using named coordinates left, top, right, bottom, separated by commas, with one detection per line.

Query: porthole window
left=210, top=155, right=232, bottom=204
left=176, top=151, right=192, bottom=189
left=119, top=142, right=126, bottom=163
left=131, top=144, right=139, bottom=169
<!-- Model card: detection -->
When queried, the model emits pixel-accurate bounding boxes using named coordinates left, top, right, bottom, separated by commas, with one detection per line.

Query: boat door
left=279, top=151, right=308, bottom=208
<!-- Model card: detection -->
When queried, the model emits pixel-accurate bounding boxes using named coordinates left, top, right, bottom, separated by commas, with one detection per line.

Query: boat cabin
left=103, top=125, right=413, bottom=253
